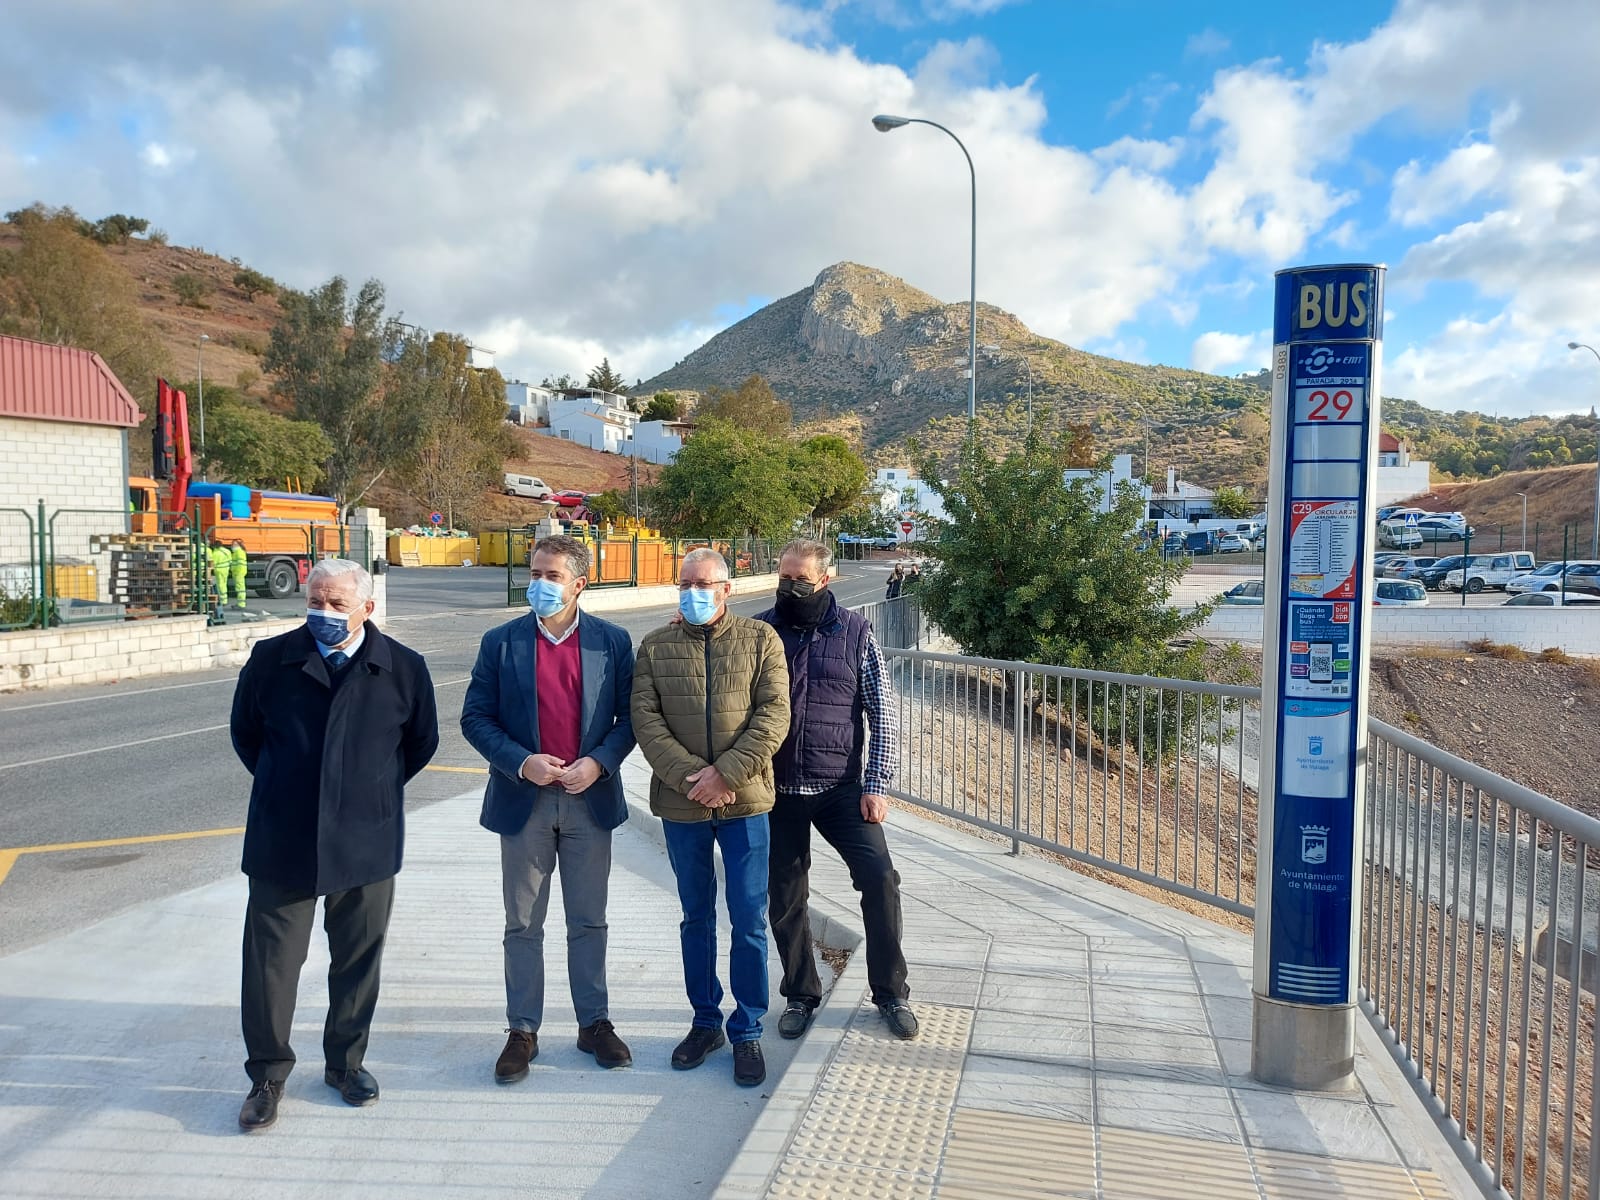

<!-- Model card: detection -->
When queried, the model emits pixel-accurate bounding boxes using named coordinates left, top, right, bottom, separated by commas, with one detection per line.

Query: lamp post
left=872, top=113, right=977, bottom=427
left=1514, top=492, right=1527, bottom=551
left=1568, top=342, right=1600, bottom=558
left=196, top=333, right=210, bottom=480
left=978, top=343, right=1033, bottom=433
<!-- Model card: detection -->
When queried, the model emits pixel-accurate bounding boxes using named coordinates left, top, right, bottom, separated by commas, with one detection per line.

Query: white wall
left=631, top=421, right=684, bottom=464
left=1375, top=461, right=1431, bottom=507
left=0, top=417, right=127, bottom=562
left=1196, top=604, right=1600, bottom=655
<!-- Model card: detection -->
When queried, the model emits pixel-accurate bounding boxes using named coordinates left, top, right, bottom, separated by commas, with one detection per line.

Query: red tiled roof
left=0, top=334, right=143, bottom=429
left=1379, top=431, right=1402, bottom=452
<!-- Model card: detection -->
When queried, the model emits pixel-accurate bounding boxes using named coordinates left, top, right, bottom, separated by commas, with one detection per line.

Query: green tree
left=89, top=214, right=150, bottom=244
left=643, top=391, right=681, bottom=421
left=836, top=502, right=895, bottom=540
left=263, top=276, right=390, bottom=509
left=201, top=387, right=333, bottom=489
left=584, top=489, right=629, bottom=527
left=173, top=272, right=210, bottom=307
left=541, top=372, right=578, bottom=391
left=1211, top=485, right=1254, bottom=518
left=585, top=356, right=626, bottom=394
left=696, top=374, right=791, bottom=436
left=233, top=267, right=276, bottom=302
left=796, top=434, right=869, bottom=530
left=912, top=433, right=1206, bottom=677
left=651, top=419, right=809, bottom=538
left=386, top=329, right=511, bottom=528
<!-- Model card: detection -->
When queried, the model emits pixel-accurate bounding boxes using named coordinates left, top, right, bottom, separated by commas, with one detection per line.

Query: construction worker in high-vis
left=230, top=540, right=248, bottom=610
left=208, top=533, right=232, bottom=616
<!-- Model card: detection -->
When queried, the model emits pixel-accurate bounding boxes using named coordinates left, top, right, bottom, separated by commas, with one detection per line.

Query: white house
left=1375, top=432, right=1432, bottom=507
left=1149, top=466, right=1216, bottom=521
left=505, top=380, right=557, bottom=426
left=1063, top=454, right=1150, bottom=515
left=550, top=410, right=633, bottom=454
left=631, top=420, right=691, bottom=465
left=872, top=467, right=947, bottom=528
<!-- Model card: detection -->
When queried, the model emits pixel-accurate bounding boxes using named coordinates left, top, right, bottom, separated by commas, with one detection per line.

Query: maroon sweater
left=535, top=626, right=582, bottom=765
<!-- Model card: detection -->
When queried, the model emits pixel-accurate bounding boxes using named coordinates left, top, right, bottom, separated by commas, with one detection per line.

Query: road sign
left=429, top=512, right=443, bottom=526
left=900, top=522, right=913, bottom=534
left=1255, top=262, right=1385, bottom=1089
left=1405, top=512, right=1418, bottom=526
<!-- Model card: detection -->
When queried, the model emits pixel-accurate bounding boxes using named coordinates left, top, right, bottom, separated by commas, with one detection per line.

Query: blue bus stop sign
left=1253, top=263, right=1385, bottom=1089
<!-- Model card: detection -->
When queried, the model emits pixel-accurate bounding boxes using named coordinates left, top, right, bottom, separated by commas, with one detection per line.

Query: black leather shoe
left=733, top=1040, right=766, bottom=1087
left=324, top=1066, right=380, bottom=1106
left=670, top=1026, right=726, bottom=1070
left=878, top=1001, right=920, bottom=1040
left=777, top=1001, right=816, bottom=1040
left=495, top=1030, right=538, bottom=1084
left=577, top=1019, right=632, bottom=1069
left=238, top=1079, right=282, bottom=1131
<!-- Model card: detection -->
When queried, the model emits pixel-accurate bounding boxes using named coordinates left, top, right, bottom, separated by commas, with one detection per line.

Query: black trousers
left=768, top=781, right=909, bottom=1007
left=241, top=874, right=395, bottom=1084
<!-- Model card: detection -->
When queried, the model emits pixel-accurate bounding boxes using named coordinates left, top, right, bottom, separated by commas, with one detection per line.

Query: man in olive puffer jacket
left=632, top=548, right=791, bottom=1088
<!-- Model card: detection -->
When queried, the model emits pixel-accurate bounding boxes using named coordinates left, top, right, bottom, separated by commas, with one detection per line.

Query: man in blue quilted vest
left=756, top=539, right=917, bottom=1041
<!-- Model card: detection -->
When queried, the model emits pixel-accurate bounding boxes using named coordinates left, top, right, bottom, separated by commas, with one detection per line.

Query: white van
left=1378, top=520, right=1423, bottom=550
left=503, top=473, right=553, bottom=500
left=1442, top=552, right=1536, bottom=593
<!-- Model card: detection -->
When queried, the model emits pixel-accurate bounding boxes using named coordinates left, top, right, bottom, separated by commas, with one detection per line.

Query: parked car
left=503, top=473, right=553, bottom=500
left=1373, top=580, right=1428, bottom=607
left=1506, top=561, right=1600, bottom=594
left=1382, top=556, right=1440, bottom=580
left=1442, top=552, right=1537, bottom=593
left=1216, top=533, right=1250, bottom=554
left=550, top=489, right=588, bottom=508
left=1220, top=580, right=1265, bottom=605
left=1562, top=562, right=1600, bottom=596
left=1415, top=555, right=1467, bottom=590
left=838, top=533, right=899, bottom=550
left=1413, top=516, right=1473, bottom=543
left=1503, top=592, right=1600, bottom=607
left=1184, top=529, right=1221, bottom=556
left=1378, top=520, right=1423, bottom=550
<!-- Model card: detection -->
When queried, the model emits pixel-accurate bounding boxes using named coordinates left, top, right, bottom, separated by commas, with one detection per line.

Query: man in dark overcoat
left=229, top=558, right=439, bottom=1131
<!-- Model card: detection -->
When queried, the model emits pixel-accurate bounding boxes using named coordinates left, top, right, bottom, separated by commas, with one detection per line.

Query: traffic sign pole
left=1252, top=263, right=1385, bottom=1090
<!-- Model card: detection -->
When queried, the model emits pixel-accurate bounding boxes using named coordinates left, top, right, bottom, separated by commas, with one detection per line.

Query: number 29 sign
left=1294, top=387, right=1360, bottom=423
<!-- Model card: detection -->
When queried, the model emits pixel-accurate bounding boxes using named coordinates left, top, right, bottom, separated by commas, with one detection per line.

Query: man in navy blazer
left=461, top=535, right=637, bottom=1085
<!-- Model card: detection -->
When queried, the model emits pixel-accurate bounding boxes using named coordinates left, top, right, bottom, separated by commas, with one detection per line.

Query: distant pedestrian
left=631, top=548, right=790, bottom=1087
left=886, top=564, right=904, bottom=600
left=228, top=559, right=439, bottom=1131
left=461, top=536, right=638, bottom=1086
left=208, top=532, right=231, bottom=615
left=758, top=540, right=918, bottom=1043
left=229, top=540, right=248, bottom=610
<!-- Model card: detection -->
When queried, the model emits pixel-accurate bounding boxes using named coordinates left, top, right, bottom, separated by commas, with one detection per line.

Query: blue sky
left=1, top=0, right=1596, bottom=417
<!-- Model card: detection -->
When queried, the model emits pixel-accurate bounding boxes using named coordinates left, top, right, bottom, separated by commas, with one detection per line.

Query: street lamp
left=872, top=113, right=977, bottom=426
left=1568, top=342, right=1600, bottom=558
left=196, top=333, right=210, bottom=481
left=1514, top=491, right=1527, bottom=551
left=979, top=343, right=1033, bottom=434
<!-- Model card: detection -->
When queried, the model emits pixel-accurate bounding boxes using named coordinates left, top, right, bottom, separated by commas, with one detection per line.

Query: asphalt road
left=0, top=564, right=894, bottom=957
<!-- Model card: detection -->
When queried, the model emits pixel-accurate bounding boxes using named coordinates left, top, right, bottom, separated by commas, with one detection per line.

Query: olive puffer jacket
left=631, top=611, right=791, bottom=822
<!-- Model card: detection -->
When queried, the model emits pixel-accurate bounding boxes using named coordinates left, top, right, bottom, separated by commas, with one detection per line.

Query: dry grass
left=1466, top=637, right=1530, bottom=661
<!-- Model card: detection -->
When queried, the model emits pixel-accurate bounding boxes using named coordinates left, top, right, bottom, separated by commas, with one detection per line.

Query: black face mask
left=775, top=577, right=830, bottom=627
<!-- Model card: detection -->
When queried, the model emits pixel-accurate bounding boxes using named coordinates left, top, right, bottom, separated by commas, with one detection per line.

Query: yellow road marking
left=0, top=850, right=17, bottom=890
left=0, top=826, right=247, bottom=894
left=424, top=765, right=488, bottom=774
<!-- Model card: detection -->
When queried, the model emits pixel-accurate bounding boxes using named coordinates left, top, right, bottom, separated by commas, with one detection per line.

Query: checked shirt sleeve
left=860, top=628, right=899, bottom=794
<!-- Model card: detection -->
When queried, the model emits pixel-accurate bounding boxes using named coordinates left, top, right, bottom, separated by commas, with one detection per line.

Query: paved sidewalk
left=0, top=752, right=1482, bottom=1199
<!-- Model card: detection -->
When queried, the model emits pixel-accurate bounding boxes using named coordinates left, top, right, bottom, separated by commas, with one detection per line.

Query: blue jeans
left=661, top=813, right=770, bottom=1043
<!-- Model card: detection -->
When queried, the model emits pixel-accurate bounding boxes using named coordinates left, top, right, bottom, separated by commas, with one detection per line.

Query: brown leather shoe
left=495, top=1029, right=537, bottom=1084
left=238, top=1079, right=282, bottom=1131
left=577, top=1019, right=632, bottom=1069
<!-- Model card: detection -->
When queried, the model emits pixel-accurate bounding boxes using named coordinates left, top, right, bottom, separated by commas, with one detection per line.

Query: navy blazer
left=461, top=610, right=637, bottom=835
left=230, top=624, right=440, bottom=895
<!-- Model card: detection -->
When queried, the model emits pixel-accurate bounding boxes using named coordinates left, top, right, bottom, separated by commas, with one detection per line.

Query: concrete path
left=0, top=752, right=1484, bottom=1199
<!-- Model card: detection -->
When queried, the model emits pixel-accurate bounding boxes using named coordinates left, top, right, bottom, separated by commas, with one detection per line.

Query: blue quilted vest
left=758, top=593, right=869, bottom=791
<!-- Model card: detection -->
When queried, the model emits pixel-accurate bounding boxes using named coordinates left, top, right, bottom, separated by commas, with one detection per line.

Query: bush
left=146, top=227, right=169, bottom=246
left=233, top=266, right=276, bottom=302
left=173, top=272, right=210, bottom=307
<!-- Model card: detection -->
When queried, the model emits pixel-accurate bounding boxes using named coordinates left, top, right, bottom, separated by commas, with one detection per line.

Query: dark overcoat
left=461, top=611, right=636, bottom=835
left=230, top=624, right=440, bottom=895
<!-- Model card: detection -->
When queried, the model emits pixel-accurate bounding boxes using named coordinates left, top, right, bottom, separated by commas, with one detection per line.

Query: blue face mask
left=306, top=607, right=352, bottom=647
left=526, top=578, right=570, bottom=619
left=679, top=586, right=722, bottom=626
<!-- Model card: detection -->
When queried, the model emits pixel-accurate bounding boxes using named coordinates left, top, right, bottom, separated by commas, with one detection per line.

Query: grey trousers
left=501, top=786, right=613, bottom=1032
left=241, top=874, right=395, bottom=1084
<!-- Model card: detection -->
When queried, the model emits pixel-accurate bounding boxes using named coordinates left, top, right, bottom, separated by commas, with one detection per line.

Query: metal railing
left=503, top=532, right=781, bottom=605
left=882, top=647, right=1261, bottom=917
left=1364, top=719, right=1600, bottom=1200
left=876, top=633, right=1594, bottom=1198
left=0, top=507, right=42, bottom=631
left=854, top=595, right=928, bottom=652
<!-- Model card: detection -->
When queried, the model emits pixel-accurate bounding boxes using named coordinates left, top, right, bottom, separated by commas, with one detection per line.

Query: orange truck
left=128, top=379, right=346, bottom=598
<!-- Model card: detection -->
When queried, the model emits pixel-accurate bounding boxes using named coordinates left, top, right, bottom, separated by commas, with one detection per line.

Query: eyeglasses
left=678, top=579, right=726, bottom=591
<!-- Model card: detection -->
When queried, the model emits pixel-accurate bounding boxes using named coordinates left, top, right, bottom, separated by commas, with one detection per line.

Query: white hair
left=308, top=557, right=374, bottom=601
left=681, top=547, right=730, bottom=581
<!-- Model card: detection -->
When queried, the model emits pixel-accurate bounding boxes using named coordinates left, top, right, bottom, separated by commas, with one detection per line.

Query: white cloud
left=1184, top=29, right=1230, bottom=58
left=1191, top=329, right=1270, bottom=375
left=1390, top=142, right=1500, bottom=227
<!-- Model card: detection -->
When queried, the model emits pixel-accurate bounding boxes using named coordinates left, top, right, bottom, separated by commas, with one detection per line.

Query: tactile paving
left=768, top=1160, right=936, bottom=1200
left=786, top=1093, right=951, bottom=1175
left=937, top=1109, right=1098, bottom=1199
left=1253, top=1146, right=1452, bottom=1199
left=822, top=1002, right=973, bottom=1103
